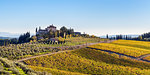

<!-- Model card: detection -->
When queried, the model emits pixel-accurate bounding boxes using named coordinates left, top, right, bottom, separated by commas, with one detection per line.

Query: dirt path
left=137, top=54, right=150, bottom=61
left=17, top=40, right=113, bottom=62
left=17, top=50, right=72, bottom=62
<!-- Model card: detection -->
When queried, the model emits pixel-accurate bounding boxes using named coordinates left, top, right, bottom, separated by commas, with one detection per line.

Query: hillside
left=24, top=47, right=150, bottom=75
left=111, top=40, right=150, bottom=50
left=1, top=39, right=150, bottom=74
left=89, top=40, right=150, bottom=57
left=0, top=37, right=104, bottom=60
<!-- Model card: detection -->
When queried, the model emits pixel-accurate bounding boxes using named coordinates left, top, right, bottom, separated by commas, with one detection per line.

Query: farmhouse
left=36, top=24, right=57, bottom=39
left=36, top=24, right=57, bottom=35
left=36, top=24, right=82, bottom=40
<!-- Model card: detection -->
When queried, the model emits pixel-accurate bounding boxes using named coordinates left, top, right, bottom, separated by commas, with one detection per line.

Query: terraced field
left=89, top=40, right=150, bottom=57
left=111, top=40, right=150, bottom=50
left=29, top=66, right=86, bottom=75
left=24, top=48, right=150, bottom=75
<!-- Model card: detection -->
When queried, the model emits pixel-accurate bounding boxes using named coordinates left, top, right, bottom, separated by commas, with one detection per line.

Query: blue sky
left=0, top=0, right=150, bottom=36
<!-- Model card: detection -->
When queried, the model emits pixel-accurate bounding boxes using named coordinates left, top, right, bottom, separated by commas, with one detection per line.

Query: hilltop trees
left=106, top=34, right=109, bottom=39
left=36, top=26, right=75, bottom=39
left=60, top=26, right=67, bottom=33
left=30, top=36, right=37, bottom=42
left=138, top=36, right=143, bottom=40
left=67, top=28, right=74, bottom=35
left=142, top=32, right=150, bottom=38
left=132, top=32, right=150, bottom=41
left=105, top=34, right=132, bottom=40
left=60, top=26, right=74, bottom=38
left=48, top=30, right=54, bottom=38
left=18, top=32, right=31, bottom=43
left=60, top=26, right=67, bottom=38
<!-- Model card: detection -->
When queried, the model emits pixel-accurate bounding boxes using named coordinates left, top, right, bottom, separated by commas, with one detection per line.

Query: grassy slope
left=24, top=48, right=150, bottom=75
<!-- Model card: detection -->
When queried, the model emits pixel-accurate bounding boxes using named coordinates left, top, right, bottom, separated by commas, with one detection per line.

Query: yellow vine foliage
left=29, top=66, right=86, bottom=75
left=89, top=40, right=150, bottom=57
left=24, top=48, right=150, bottom=75
left=112, top=40, right=150, bottom=50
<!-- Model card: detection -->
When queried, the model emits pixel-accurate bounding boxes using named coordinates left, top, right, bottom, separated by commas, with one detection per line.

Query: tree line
left=106, top=34, right=132, bottom=40
left=106, top=32, right=150, bottom=41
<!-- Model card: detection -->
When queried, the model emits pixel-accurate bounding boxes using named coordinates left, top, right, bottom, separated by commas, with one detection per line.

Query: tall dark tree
left=36, top=28, right=38, bottom=32
left=18, top=32, right=31, bottom=43
left=60, top=26, right=67, bottom=37
left=106, top=34, right=109, bottom=39
left=125, top=35, right=128, bottom=40
left=67, top=28, right=74, bottom=35
left=141, top=32, right=150, bottom=39
left=116, top=35, right=123, bottom=40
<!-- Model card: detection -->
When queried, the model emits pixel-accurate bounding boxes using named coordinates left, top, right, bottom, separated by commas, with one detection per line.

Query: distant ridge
left=0, top=36, right=10, bottom=39
left=0, top=32, right=34, bottom=39
left=0, top=32, right=20, bottom=38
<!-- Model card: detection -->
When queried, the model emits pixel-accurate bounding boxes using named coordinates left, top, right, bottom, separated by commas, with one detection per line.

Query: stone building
left=36, top=24, right=57, bottom=39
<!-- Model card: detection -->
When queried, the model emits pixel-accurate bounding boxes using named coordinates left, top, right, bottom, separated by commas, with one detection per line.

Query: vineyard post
left=86, top=42, right=87, bottom=47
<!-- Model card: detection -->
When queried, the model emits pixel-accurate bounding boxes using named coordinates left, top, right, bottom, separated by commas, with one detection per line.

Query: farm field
left=24, top=48, right=150, bottom=75
left=0, top=37, right=104, bottom=60
left=38, top=37, right=106, bottom=47
left=111, top=40, right=150, bottom=50
left=89, top=40, right=150, bottom=57
left=29, top=66, right=86, bottom=75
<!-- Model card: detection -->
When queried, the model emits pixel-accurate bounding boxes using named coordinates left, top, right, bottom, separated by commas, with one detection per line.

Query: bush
left=8, top=68, right=20, bottom=74
left=0, top=70, right=10, bottom=75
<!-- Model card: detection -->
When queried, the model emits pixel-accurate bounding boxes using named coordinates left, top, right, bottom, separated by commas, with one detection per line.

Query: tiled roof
left=47, top=25, right=56, bottom=28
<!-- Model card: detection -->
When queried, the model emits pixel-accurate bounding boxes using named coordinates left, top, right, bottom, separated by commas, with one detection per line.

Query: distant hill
left=0, top=36, right=10, bottom=39
left=0, top=32, right=20, bottom=38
